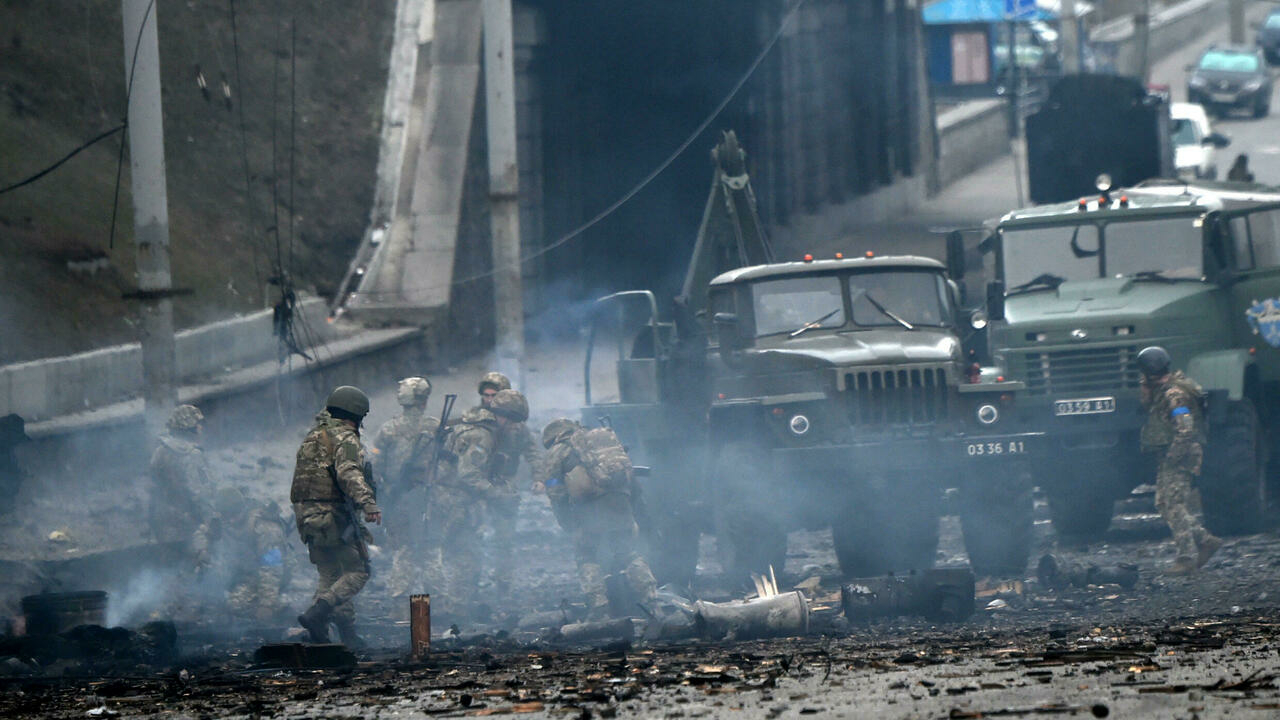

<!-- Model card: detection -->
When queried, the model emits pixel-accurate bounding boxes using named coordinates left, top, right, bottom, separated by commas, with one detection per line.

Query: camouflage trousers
left=307, top=541, right=369, bottom=624
left=485, top=491, right=520, bottom=595
left=425, top=487, right=485, bottom=617
left=227, top=566, right=285, bottom=623
left=570, top=492, right=657, bottom=615
left=1155, top=450, right=1211, bottom=559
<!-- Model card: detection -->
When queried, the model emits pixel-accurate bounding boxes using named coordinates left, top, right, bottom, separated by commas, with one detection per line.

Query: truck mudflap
left=771, top=432, right=1045, bottom=473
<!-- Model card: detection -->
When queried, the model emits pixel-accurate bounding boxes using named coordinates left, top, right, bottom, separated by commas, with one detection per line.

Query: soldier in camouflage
left=292, top=386, right=381, bottom=645
left=541, top=418, right=657, bottom=618
left=1138, top=347, right=1223, bottom=574
left=149, top=404, right=216, bottom=568
left=434, top=389, right=528, bottom=620
left=206, top=486, right=290, bottom=624
left=476, top=373, right=546, bottom=599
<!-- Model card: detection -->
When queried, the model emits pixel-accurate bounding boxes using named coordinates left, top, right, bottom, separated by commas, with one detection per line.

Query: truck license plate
left=965, top=440, right=1027, bottom=457
left=1054, top=396, right=1115, bottom=416
left=1211, top=92, right=1235, bottom=103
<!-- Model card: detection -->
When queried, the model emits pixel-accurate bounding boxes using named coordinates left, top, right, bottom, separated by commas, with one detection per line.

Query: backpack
left=567, top=428, right=633, bottom=495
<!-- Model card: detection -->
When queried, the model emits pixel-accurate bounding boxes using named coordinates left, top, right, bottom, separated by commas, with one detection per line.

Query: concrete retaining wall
left=0, top=297, right=334, bottom=422
left=1090, top=0, right=1228, bottom=76
left=935, top=100, right=1011, bottom=189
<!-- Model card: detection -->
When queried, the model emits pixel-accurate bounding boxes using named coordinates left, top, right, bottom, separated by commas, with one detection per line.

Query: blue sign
left=1246, top=297, right=1280, bottom=348
left=1005, top=0, right=1036, bottom=18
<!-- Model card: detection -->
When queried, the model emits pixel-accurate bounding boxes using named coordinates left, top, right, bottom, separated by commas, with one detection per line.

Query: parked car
left=1257, top=9, right=1280, bottom=65
left=1186, top=45, right=1273, bottom=118
left=1169, top=102, right=1230, bottom=180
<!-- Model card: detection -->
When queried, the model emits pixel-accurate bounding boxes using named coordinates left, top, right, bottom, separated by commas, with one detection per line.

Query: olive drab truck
left=951, top=179, right=1280, bottom=540
left=583, top=132, right=1043, bottom=586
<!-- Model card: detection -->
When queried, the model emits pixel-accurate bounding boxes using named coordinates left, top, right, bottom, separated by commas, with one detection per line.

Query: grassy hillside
left=0, top=0, right=394, bottom=363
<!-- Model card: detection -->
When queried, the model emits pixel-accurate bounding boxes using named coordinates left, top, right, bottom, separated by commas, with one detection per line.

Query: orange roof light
left=835, top=252, right=844, bottom=259
left=1098, top=196, right=1108, bottom=206
left=803, top=254, right=814, bottom=263
left=1119, top=195, right=1129, bottom=207
left=1077, top=199, right=1088, bottom=211
left=865, top=251, right=875, bottom=258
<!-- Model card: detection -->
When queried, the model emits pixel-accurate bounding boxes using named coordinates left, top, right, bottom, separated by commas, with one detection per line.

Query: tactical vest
left=1140, top=372, right=1205, bottom=449
left=566, top=428, right=633, bottom=497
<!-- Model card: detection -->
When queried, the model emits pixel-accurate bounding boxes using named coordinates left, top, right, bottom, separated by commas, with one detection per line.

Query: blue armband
left=260, top=547, right=284, bottom=567
left=546, top=477, right=563, bottom=487
left=1171, top=406, right=1190, bottom=417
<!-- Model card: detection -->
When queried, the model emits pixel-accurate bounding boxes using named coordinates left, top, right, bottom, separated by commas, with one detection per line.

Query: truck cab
left=965, top=180, right=1280, bottom=537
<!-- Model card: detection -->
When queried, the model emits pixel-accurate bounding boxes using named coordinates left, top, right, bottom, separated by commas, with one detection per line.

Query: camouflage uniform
left=290, top=410, right=379, bottom=626
left=543, top=420, right=656, bottom=616
left=433, top=406, right=503, bottom=615
left=208, top=489, right=290, bottom=623
left=148, top=406, right=215, bottom=563
left=1141, top=370, right=1219, bottom=569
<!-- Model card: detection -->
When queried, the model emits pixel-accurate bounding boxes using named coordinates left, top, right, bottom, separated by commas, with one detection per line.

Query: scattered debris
left=1038, top=555, right=1139, bottom=590
left=253, top=642, right=358, bottom=669
left=841, top=569, right=976, bottom=622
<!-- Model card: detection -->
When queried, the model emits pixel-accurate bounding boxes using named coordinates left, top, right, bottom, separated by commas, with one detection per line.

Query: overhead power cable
left=0, top=124, right=125, bottom=196
left=349, top=0, right=807, bottom=300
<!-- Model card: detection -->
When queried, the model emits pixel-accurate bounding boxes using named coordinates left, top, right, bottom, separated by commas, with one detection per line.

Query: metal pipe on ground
left=840, top=568, right=976, bottom=623
left=1037, top=554, right=1139, bottom=590
left=694, top=591, right=810, bottom=641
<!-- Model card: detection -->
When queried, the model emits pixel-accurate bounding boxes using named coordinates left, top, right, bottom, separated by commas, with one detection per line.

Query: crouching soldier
left=208, top=487, right=290, bottom=624
left=291, top=386, right=381, bottom=645
left=539, top=418, right=656, bottom=618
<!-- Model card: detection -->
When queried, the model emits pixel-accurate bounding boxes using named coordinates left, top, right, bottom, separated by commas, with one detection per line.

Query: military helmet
left=478, top=371, right=512, bottom=394
left=1136, top=346, right=1172, bottom=377
left=489, top=389, right=529, bottom=422
left=326, top=385, right=370, bottom=418
left=396, top=376, right=432, bottom=407
left=167, top=404, right=204, bottom=432
left=541, top=418, right=580, bottom=449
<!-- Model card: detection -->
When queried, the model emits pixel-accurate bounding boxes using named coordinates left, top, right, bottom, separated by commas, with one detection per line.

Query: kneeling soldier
left=540, top=418, right=656, bottom=618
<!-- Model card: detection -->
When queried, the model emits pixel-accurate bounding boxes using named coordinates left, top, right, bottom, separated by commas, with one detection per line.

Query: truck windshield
left=1002, top=217, right=1202, bottom=287
left=752, top=276, right=845, bottom=337
left=848, top=271, right=949, bottom=327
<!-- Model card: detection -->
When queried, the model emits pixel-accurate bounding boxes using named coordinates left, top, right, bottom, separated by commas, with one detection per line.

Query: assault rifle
left=423, top=393, right=457, bottom=488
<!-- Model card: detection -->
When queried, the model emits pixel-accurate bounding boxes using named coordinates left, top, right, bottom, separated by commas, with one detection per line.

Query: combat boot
left=1165, top=555, right=1198, bottom=576
left=1196, top=535, right=1223, bottom=569
left=297, top=599, right=333, bottom=643
left=333, top=618, right=366, bottom=650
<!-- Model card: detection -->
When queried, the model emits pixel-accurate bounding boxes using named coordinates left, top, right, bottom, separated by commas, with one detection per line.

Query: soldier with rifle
left=292, top=386, right=380, bottom=646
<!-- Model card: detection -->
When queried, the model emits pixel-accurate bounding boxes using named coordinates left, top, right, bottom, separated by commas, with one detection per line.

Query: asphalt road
left=1151, top=1, right=1280, bottom=184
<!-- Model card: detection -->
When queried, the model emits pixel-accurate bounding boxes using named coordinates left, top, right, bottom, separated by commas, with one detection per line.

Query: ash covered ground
left=2, top=347, right=1280, bottom=717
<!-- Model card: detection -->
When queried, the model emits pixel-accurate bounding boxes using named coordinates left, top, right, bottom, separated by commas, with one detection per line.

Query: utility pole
left=1229, top=0, right=1245, bottom=45
left=482, top=0, right=524, bottom=386
left=1060, top=0, right=1079, bottom=74
left=121, top=0, right=177, bottom=439
left=1134, top=0, right=1151, bottom=83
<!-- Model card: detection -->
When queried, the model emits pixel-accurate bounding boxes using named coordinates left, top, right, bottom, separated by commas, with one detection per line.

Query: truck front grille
left=841, top=366, right=950, bottom=426
left=1021, top=345, right=1141, bottom=395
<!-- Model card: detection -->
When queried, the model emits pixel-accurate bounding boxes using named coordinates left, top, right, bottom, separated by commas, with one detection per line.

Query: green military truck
left=951, top=179, right=1280, bottom=539
left=581, top=133, right=1041, bottom=585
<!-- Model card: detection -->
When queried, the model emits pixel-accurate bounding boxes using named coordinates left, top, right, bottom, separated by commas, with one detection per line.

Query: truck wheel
left=711, top=442, right=787, bottom=585
left=958, top=466, right=1033, bottom=577
left=833, top=475, right=940, bottom=577
left=645, top=510, right=700, bottom=588
left=1046, top=479, right=1114, bottom=540
left=1202, top=398, right=1268, bottom=535
left=713, top=505, right=787, bottom=586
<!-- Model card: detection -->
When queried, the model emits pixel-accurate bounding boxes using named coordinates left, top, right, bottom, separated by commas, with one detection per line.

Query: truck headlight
left=970, top=310, right=988, bottom=330
left=789, top=414, right=811, bottom=435
left=977, top=404, right=999, bottom=425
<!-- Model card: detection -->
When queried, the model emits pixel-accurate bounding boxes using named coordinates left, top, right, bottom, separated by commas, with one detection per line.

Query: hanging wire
left=105, top=0, right=158, bottom=249
left=348, top=0, right=808, bottom=300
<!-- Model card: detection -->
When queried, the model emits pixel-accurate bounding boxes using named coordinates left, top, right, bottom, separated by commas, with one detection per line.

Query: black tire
left=1046, top=477, right=1115, bottom=540
left=1202, top=398, right=1269, bottom=535
left=832, top=473, right=940, bottom=578
left=958, top=465, right=1034, bottom=577
left=1253, top=97, right=1269, bottom=119
left=711, top=442, right=787, bottom=584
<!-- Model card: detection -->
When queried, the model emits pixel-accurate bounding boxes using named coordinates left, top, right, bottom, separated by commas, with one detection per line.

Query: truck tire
left=1045, top=472, right=1115, bottom=540
left=1202, top=398, right=1269, bottom=535
left=832, top=474, right=940, bottom=578
left=958, top=465, right=1034, bottom=577
left=711, top=442, right=788, bottom=585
